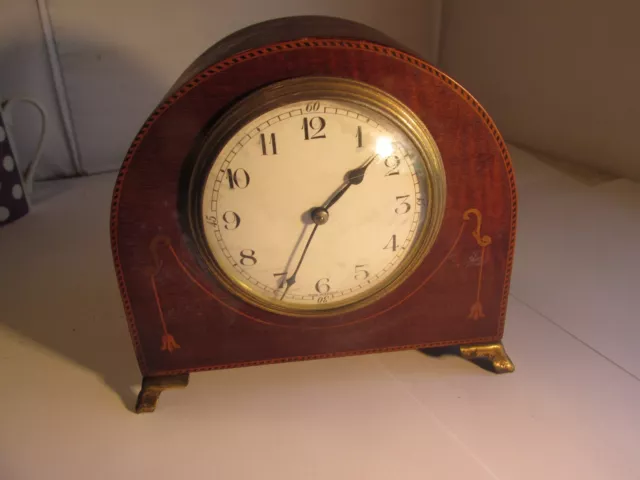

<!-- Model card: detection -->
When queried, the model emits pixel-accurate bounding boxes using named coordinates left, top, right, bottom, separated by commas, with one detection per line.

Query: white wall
left=439, top=0, right=640, bottom=181
left=0, top=0, right=72, bottom=179
left=8, top=1, right=638, bottom=181
left=47, top=0, right=443, bottom=175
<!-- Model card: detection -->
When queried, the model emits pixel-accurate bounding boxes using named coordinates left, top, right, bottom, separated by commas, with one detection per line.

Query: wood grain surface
left=110, top=16, right=517, bottom=376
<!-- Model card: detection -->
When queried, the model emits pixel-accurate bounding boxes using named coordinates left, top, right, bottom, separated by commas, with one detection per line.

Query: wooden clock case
left=110, top=16, right=517, bottom=412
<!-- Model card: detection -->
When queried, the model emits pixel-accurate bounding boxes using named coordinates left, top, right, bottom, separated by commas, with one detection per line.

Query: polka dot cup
left=0, top=109, right=29, bottom=226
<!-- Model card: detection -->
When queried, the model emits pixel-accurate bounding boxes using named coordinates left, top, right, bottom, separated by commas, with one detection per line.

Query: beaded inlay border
left=110, top=38, right=517, bottom=374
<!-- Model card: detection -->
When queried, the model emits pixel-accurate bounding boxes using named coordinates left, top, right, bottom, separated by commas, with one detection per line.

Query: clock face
left=196, top=79, right=444, bottom=314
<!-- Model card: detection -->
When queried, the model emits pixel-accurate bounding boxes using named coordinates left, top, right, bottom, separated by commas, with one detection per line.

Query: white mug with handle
left=0, top=97, right=47, bottom=226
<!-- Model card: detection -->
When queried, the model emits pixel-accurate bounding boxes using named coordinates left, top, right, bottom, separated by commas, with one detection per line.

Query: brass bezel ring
left=188, top=76, right=446, bottom=317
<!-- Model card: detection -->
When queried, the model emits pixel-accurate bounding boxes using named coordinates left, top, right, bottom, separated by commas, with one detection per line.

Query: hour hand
left=323, top=183, right=350, bottom=211
left=323, top=154, right=378, bottom=210
left=347, top=153, right=377, bottom=185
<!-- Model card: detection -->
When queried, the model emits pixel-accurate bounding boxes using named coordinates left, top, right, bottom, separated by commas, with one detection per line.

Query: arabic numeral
left=394, top=195, right=411, bottom=215
left=305, top=101, right=320, bottom=112
left=302, top=116, right=326, bottom=140
left=227, top=168, right=250, bottom=189
left=259, top=133, right=277, bottom=155
left=354, top=264, right=370, bottom=281
left=315, top=277, right=331, bottom=294
left=384, top=234, right=397, bottom=252
left=239, top=249, right=257, bottom=266
left=273, top=272, right=287, bottom=288
left=222, top=211, right=241, bottom=230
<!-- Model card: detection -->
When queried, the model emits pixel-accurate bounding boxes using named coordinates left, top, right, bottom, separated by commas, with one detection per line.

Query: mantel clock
left=110, top=16, right=517, bottom=413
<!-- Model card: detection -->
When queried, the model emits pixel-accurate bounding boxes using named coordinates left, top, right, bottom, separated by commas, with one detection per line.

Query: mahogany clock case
left=110, top=16, right=517, bottom=378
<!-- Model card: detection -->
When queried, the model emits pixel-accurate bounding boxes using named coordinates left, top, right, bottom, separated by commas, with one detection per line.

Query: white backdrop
left=0, top=0, right=71, bottom=179
left=440, top=0, right=640, bottom=181
left=2, top=0, right=639, bottom=181
left=45, top=0, right=443, bottom=176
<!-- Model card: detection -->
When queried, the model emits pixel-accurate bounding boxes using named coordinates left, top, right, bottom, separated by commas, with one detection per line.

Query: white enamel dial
left=200, top=97, right=432, bottom=312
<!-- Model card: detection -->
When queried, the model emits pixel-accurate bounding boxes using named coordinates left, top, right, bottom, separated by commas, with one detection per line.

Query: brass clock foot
left=459, top=342, right=515, bottom=373
left=135, top=374, right=189, bottom=413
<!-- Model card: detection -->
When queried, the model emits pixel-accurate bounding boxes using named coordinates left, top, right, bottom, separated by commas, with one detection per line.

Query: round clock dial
left=193, top=78, right=445, bottom=315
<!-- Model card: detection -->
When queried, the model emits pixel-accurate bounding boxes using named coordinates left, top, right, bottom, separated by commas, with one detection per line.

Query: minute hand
left=280, top=223, right=319, bottom=300
left=323, top=154, right=378, bottom=210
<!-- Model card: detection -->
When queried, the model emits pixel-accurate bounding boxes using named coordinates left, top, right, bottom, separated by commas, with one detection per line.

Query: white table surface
left=1, top=145, right=639, bottom=480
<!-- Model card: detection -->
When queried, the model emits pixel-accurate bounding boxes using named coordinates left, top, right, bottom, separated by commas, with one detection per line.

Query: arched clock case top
left=110, top=16, right=516, bottom=413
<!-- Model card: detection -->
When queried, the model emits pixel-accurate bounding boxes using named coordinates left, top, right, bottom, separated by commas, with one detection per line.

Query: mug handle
left=0, top=98, right=48, bottom=195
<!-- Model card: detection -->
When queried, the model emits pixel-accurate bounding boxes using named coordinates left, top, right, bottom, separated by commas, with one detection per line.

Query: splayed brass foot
left=135, top=374, right=189, bottom=413
left=460, top=342, right=515, bottom=373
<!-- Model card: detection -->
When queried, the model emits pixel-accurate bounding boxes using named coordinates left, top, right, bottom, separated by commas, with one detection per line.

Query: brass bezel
left=188, top=77, right=446, bottom=317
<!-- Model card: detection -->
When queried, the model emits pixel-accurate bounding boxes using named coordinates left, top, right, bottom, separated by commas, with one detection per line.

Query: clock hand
left=279, top=155, right=377, bottom=300
left=323, top=154, right=378, bottom=210
left=347, top=153, right=378, bottom=185
left=280, top=222, right=320, bottom=300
